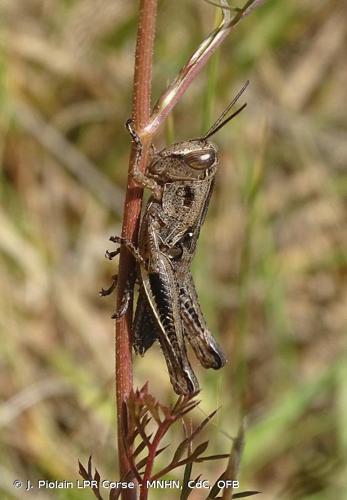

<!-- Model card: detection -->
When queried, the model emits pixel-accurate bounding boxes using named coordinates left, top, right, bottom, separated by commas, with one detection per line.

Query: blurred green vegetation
left=0, top=0, right=346, bottom=499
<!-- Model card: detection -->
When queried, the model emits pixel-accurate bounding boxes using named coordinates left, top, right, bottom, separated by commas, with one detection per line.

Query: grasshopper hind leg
left=179, top=275, right=226, bottom=370
left=134, top=284, right=199, bottom=395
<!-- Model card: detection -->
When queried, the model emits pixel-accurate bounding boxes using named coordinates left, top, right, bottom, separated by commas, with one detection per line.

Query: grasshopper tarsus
left=110, top=235, right=145, bottom=265
left=111, top=290, right=131, bottom=320
left=99, top=274, right=118, bottom=297
left=105, top=248, right=120, bottom=260
left=125, top=118, right=142, bottom=149
left=109, top=235, right=122, bottom=243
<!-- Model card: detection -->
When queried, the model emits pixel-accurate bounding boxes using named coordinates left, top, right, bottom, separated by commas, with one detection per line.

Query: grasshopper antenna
left=200, top=80, right=249, bottom=140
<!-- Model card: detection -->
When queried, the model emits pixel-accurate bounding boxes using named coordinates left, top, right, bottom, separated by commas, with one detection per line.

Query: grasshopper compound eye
left=183, top=149, right=216, bottom=170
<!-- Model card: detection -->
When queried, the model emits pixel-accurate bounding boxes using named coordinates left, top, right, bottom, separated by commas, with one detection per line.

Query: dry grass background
left=0, top=0, right=346, bottom=499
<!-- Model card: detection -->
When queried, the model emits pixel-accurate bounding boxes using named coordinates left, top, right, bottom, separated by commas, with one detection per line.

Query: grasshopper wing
left=137, top=208, right=199, bottom=395
left=133, top=286, right=159, bottom=355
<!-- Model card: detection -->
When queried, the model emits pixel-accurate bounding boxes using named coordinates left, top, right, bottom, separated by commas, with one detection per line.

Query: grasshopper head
left=148, top=81, right=249, bottom=183
left=148, top=139, right=218, bottom=182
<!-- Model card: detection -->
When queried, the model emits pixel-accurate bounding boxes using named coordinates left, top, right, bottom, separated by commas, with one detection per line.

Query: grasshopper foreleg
left=125, top=119, right=162, bottom=200
left=111, top=288, right=131, bottom=320
left=109, top=235, right=145, bottom=266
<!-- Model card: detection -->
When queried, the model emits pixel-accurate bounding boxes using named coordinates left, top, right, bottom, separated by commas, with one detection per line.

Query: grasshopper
left=106, top=82, right=248, bottom=395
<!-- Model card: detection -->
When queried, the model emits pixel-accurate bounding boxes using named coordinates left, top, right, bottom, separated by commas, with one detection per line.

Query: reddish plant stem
left=115, top=0, right=265, bottom=494
left=115, top=0, right=157, bottom=495
left=140, top=420, right=173, bottom=500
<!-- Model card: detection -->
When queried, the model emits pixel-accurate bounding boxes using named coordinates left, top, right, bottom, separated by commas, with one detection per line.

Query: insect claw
left=109, top=236, right=145, bottom=265
left=99, top=275, right=118, bottom=297
left=111, top=310, right=123, bottom=320
left=109, top=235, right=122, bottom=244
left=105, top=248, right=120, bottom=260
left=99, top=285, right=115, bottom=297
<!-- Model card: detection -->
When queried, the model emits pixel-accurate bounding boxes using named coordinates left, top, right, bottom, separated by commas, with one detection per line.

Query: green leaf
left=174, top=409, right=219, bottom=463
left=233, top=492, right=261, bottom=498
left=195, top=453, right=230, bottom=462
left=136, top=445, right=170, bottom=471
left=78, top=460, right=89, bottom=481
left=180, top=462, right=193, bottom=500
left=207, top=471, right=227, bottom=498
left=187, top=441, right=209, bottom=461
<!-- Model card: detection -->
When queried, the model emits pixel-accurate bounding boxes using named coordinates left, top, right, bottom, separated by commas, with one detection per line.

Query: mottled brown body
left=130, top=134, right=226, bottom=394
left=113, top=82, right=248, bottom=394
